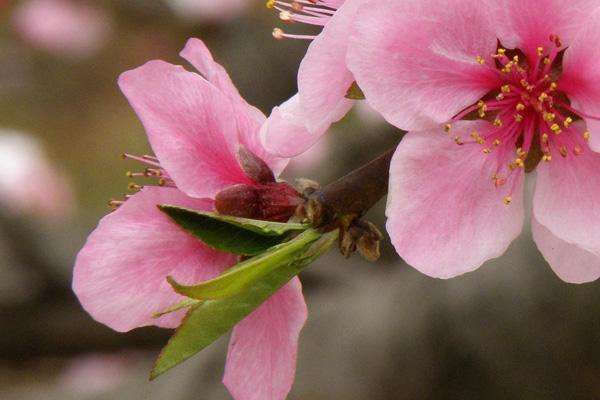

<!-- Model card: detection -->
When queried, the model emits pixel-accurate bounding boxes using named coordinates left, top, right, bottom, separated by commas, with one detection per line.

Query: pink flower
left=73, top=39, right=306, bottom=400
left=12, top=0, right=112, bottom=59
left=166, top=0, right=250, bottom=22
left=261, top=0, right=365, bottom=157
left=346, top=0, right=600, bottom=282
left=0, top=130, right=74, bottom=219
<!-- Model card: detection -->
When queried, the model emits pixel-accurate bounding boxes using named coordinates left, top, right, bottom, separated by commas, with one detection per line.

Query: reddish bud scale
left=215, top=182, right=303, bottom=222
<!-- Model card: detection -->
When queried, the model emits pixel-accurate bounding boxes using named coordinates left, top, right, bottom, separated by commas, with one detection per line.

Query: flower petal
left=223, top=278, right=307, bottom=400
left=499, top=0, right=600, bottom=59
left=296, top=0, right=359, bottom=133
left=533, top=140, right=600, bottom=256
left=179, top=38, right=288, bottom=176
left=532, top=217, right=600, bottom=284
left=386, top=122, right=525, bottom=278
left=260, top=94, right=350, bottom=157
left=559, top=9, right=600, bottom=153
left=347, top=0, right=501, bottom=131
left=73, top=187, right=236, bottom=332
left=118, top=60, right=255, bottom=199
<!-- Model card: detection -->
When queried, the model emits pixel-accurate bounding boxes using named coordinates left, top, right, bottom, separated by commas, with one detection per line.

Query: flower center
left=445, top=35, right=598, bottom=205
left=266, top=0, right=339, bottom=40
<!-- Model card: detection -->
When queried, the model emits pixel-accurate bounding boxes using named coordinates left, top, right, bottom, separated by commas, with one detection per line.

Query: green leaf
left=345, top=81, right=365, bottom=100
left=150, top=229, right=338, bottom=380
left=158, top=205, right=309, bottom=256
left=167, top=229, right=323, bottom=300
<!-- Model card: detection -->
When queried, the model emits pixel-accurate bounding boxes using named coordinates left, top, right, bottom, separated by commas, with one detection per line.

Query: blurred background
left=1, top=1, right=600, bottom=399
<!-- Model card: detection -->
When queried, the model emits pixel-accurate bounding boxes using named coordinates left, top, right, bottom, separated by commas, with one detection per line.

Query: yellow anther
left=497, top=48, right=506, bottom=56
left=454, top=136, right=464, bottom=145
left=542, top=133, right=549, bottom=143
left=549, top=82, right=558, bottom=91
left=266, top=0, right=275, bottom=8
left=514, top=158, right=525, bottom=168
left=494, top=118, right=503, bottom=127
left=517, top=147, right=527, bottom=157
left=501, top=85, right=511, bottom=93
left=503, top=196, right=512, bottom=205
left=516, top=103, right=526, bottom=111
left=543, top=57, right=551, bottom=65
left=444, top=123, right=452, bottom=133
left=550, top=123, right=562, bottom=134
left=483, top=148, right=492, bottom=154
left=502, top=62, right=513, bottom=73
left=537, top=47, right=544, bottom=57
left=538, top=92, right=549, bottom=102
left=542, top=154, right=552, bottom=162
left=513, top=55, right=519, bottom=63
left=476, top=55, right=485, bottom=65
left=496, top=93, right=505, bottom=101
left=544, top=112, right=556, bottom=121
left=563, top=117, right=573, bottom=128
left=514, top=114, right=524, bottom=122
left=493, top=139, right=502, bottom=146
left=583, top=131, right=591, bottom=141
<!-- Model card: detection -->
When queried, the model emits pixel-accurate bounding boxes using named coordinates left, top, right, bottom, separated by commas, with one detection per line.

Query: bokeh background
left=1, top=1, right=600, bottom=399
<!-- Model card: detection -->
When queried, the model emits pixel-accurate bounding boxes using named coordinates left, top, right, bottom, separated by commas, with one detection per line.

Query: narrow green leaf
left=150, top=229, right=338, bottom=380
left=345, top=81, right=365, bottom=100
left=158, top=205, right=308, bottom=255
left=152, top=298, right=200, bottom=319
left=167, top=229, right=323, bottom=300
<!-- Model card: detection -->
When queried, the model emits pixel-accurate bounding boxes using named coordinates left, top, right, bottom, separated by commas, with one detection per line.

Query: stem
left=307, top=146, right=395, bottom=225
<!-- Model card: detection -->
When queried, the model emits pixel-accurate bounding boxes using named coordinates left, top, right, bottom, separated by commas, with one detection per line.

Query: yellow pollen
left=483, top=148, right=492, bottom=154
left=502, top=62, right=513, bottom=73
left=514, top=114, right=524, bottom=122
left=543, top=57, right=551, bottom=65
left=494, top=118, right=503, bottom=127
left=542, top=133, right=549, bottom=143
left=517, top=148, right=527, bottom=157
left=544, top=112, right=556, bottom=121
left=550, top=123, right=562, bottom=134
left=549, top=82, right=558, bottom=91
left=454, top=136, right=463, bottom=145
left=563, top=117, right=573, bottom=127
left=265, top=0, right=275, bottom=8
left=538, top=92, right=549, bottom=102
left=537, top=47, right=544, bottom=57
left=476, top=55, right=485, bottom=65
left=513, top=55, right=519, bottom=63
left=493, top=139, right=502, bottom=146
left=516, top=103, right=526, bottom=111
left=497, top=48, right=506, bottom=56
left=583, top=131, right=591, bottom=141
left=514, top=158, right=525, bottom=168
left=503, top=196, right=512, bottom=205
left=444, top=123, right=452, bottom=133
left=542, top=154, right=552, bottom=162
left=501, top=85, right=511, bottom=94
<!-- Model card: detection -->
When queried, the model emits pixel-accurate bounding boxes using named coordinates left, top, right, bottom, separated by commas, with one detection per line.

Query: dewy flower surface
left=347, top=0, right=600, bottom=282
left=261, top=0, right=364, bottom=158
left=73, top=39, right=305, bottom=400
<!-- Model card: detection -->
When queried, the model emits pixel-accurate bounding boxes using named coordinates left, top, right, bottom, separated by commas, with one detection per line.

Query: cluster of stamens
left=108, top=153, right=173, bottom=210
left=266, top=0, right=338, bottom=40
left=444, top=35, right=598, bottom=205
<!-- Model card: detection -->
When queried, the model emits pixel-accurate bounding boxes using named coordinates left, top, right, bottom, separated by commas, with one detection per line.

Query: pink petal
left=179, top=38, right=288, bottom=176
left=223, top=278, right=307, bottom=400
left=118, top=60, right=255, bottom=199
left=347, top=0, right=502, bottom=131
left=499, top=0, right=600, bottom=60
left=559, top=9, right=600, bottom=153
left=296, top=0, right=360, bottom=133
left=73, top=187, right=236, bottom=332
left=532, top=218, right=600, bottom=284
left=260, top=94, right=350, bottom=157
left=533, top=139, right=600, bottom=256
left=386, top=122, right=525, bottom=278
